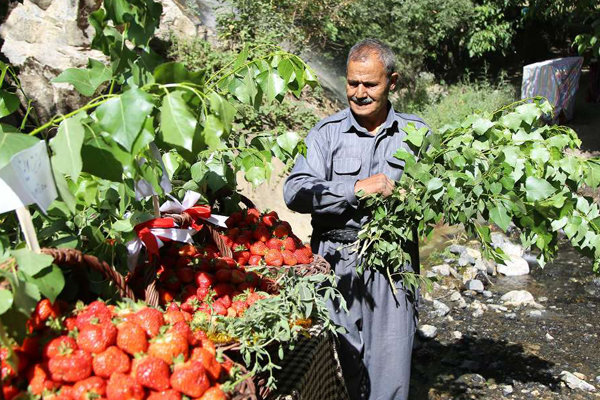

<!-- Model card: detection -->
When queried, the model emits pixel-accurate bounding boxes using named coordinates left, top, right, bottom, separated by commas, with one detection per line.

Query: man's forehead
left=347, top=58, right=387, bottom=79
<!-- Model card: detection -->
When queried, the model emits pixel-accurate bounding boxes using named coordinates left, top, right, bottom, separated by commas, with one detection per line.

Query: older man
left=283, top=39, right=428, bottom=400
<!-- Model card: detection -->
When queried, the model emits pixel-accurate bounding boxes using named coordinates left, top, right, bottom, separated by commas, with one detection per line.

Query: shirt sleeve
left=283, top=128, right=359, bottom=215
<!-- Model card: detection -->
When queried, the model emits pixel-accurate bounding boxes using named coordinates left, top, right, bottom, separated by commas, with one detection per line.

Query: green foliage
left=574, top=17, right=600, bottom=59
left=356, top=99, right=600, bottom=293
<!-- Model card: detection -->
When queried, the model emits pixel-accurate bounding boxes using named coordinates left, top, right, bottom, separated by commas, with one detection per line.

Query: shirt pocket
left=332, top=157, right=361, bottom=178
left=386, top=155, right=405, bottom=181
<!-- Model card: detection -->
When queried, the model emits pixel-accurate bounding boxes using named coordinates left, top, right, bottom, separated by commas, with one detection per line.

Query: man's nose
left=356, top=84, right=367, bottom=98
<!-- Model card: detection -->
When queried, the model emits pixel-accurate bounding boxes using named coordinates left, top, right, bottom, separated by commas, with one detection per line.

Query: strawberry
left=64, top=317, right=77, bottom=331
left=147, top=390, right=181, bottom=400
left=73, top=376, right=106, bottom=400
left=199, top=387, right=227, bottom=400
left=20, top=336, right=41, bottom=358
left=27, top=363, right=58, bottom=395
left=249, top=241, right=268, bottom=256
left=231, top=301, right=247, bottom=317
left=225, top=212, right=242, bottom=228
left=180, top=296, right=199, bottom=313
left=148, top=331, right=189, bottom=365
left=230, top=270, right=246, bottom=284
left=195, top=272, right=215, bottom=288
left=132, top=356, right=170, bottom=391
left=77, top=322, right=117, bottom=354
left=163, top=309, right=186, bottom=325
left=214, top=257, right=236, bottom=270
left=248, top=255, right=263, bottom=266
left=281, top=250, right=298, bottom=266
left=215, top=269, right=232, bottom=282
left=252, top=225, right=270, bottom=242
left=211, top=301, right=227, bottom=316
left=28, top=299, right=60, bottom=332
left=233, top=250, right=250, bottom=266
left=196, top=287, right=210, bottom=301
left=48, top=349, right=93, bottom=382
left=219, top=295, right=232, bottom=309
left=159, top=289, right=176, bottom=305
left=213, top=283, right=234, bottom=298
left=170, top=361, right=210, bottom=398
left=43, top=336, right=77, bottom=360
left=106, top=373, right=145, bottom=400
left=178, top=244, right=199, bottom=258
left=190, top=348, right=222, bottom=382
left=265, top=249, right=284, bottom=267
left=134, top=308, right=165, bottom=338
left=266, top=238, right=283, bottom=250
left=199, top=337, right=216, bottom=356
left=93, top=346, right=130, bottom=378
left=75, top=301, right=112, bottom=330
left=261, top=212, right=278, bottom=227
left=227, top=227, right=240, bottom=239
left=282, top=237, right=297, bottom=252
left=175, top=266, right=194, bottom=284
left=272, top=224, right=290, bottom=238
left=116, top=321, right=148, bottom=356
left=294, top=249, right=311, bottom=264
left=300, top=244, right=313, bottom=257
left=244, top=209, right=260, bottom=225
left=2, top=384, right=20, bottom=400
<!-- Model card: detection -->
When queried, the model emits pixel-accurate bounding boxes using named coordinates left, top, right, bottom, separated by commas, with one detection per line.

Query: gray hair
left=347, top=39, right=396, bottom=77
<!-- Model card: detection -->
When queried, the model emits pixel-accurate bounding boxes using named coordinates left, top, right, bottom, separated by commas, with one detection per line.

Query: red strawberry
left=261, top=211, right=278, bottom=227
left=301, top=244, right=313, bottom=257
left=282, top=237, right=297, bottom=252
left=2, top=384, right=20, bottom=400
left=27, top=363, right=58, bottom=395
left=48, top=349, right=93, bottom=382
left=147, top=390, right=181, bottom=400
left=266, top=238, right=283, bottom=250
left=249, top=241, right=268, bottom=256
left=175, top=266, right=194, bottom=284
left=77, top=322, right=117, bottom=354
left=231, top=301, right=247, bottom=317
left=43, top=335, right=77, bottom=360
left=252, top=225, right=270, bottom=242
left=64, top=317, right=77, bottom=331
left=170, top=361, right=210, bottom=398
left=178, top=244, right=198, bottom=257
left=148, top=331, right=189, bottom=365
left=272, top=224, right=290, bottom=238
left=244, top=209, right=260, bottom=225
left=211, top=301, right=227, bottom=316
left=190, top=348, right=222, bottom=382
left=233, top=250, right=250, bottom=266
left=163, top=309, right=186, bottom=325
left=134, top=307, right=165, bottom=337
left=294, top=249, right=311, bottom=264
left=159, top=289, right=176, bottom=305
left=215, top=257, right=236, bottom=270
left=28, top=299, right=60, bottom=332
left=196, top=287, right=210, bottom=301
left=265, top=249, right=284, bottom=267
left=75, top=301, right=112, bottom=330
left=116, top=321, right=148, bottom=356
left=132, top=356, right=170, bottom=391
left=106, top=373, right=145, bottom=400
left=20, top=336, right=41, bottom=358
left=230, top=270, right=246, bottom=284
left=199, top=387, right=227, bottom=400
left=282, top=250, right=298, bottom=266
left=180, top=296, right=199, bottom=313
left=195, top=272, right=215, bottom=288
left=215, top=269, right=232, bottom=282
left=248, top=255, right=263, bottom=266
left=73, top=376, right=106, bottom=400
left=213, top=283, right=234, bottom=298
left=219, top=295, right=232, bottom=308
left=225, top=212, right=243, bottom=228
left=93, top=346, right=130, bottom=378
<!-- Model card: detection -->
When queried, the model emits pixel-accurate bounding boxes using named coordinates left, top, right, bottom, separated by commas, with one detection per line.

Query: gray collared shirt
left=283, top=104, right=429, bottom=236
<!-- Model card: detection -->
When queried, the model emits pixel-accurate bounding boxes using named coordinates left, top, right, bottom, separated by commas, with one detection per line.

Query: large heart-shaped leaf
left=52, top=59, right=112, bottom=97
left=159, top=91, right=196, bottom=150
left=0, top=90, right=20, bottom=118
left=49, top=114, right=85, bottom=180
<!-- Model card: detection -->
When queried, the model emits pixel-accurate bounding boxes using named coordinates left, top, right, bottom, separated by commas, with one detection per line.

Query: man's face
left=346, top=53, right=397, bottom=125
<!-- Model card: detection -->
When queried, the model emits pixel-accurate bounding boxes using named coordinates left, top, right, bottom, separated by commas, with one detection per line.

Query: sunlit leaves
left=52, top=59, right=112, bottom=97
left=50, top=114, right=85, bottom=180
left=525, top=176, right=556, bottom=202
left=159, top=90, right=196, bottom=150
left=0, top=90, right=19, bottom=118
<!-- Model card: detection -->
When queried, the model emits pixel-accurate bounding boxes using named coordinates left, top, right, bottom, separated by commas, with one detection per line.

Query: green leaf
left=200, top=115, right=224, bottom=150
left=525, top=176, right=556, bottom=202
left=81, top=140, right=124, bottom=182
left=27, top=265, right=65, bottom=303
left=96, top=88, right=154, bottom=151
left=0, top=132, right=40, bottom=170
left=159, top=91, right=196, bottom=150
left=209, top=92, right=236, bottom=133
left=51, top=157, right=76, bottom=213
left=10, top=248, right=53, bottom=276
left=103, top=0, right=135, bottom=24
left=0, top=90, right=20, bottom=118
left=0, top=289, right=13, bottom=315
left=52, top=59, right=111, bottom=97
left=256, top=70, right=285, bottom=102
left=404, top=124, right=426, bottom=147
left=12, top=281, right=40, bottom=316
left=153, top=62, right=203, bottom=84
left=245, top=166, right=267, bottom=186
left=278, top=58, right=296, bottom=83
left=472, top=118, right=494, bottom=135
left=49, top=114, right=85, bottom=180
left=232, top=44, right=249, bottom=71
left=514, top=102, right=542, bottom=125
left=489, top=202, right=511, bottom=231
left=426, top=178, right=443, bottom=192
left=276, top=131, right=301, bottom=154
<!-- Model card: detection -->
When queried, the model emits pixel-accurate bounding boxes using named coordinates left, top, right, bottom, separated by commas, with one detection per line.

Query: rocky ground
left=409, top=232, right=600, bottom=400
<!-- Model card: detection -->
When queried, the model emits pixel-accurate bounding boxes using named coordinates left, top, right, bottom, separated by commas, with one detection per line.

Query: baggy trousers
left=317, top=239, right=417, bottom=400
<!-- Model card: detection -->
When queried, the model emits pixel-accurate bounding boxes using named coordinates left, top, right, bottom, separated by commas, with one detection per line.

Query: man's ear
left=389, top=72, right=399, bottom=91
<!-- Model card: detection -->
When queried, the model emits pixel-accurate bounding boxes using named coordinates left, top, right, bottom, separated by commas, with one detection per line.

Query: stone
left=545, top=333, right=554, bottom=340
left=538, top=296, right=548, bottom=302
left=461, top=266, right=479, bottom=283
left=457, top=298, right=468, bottom=309
left=418, top=325, right=438, bottom=339
left=528, top=310, right=543, bottom=318
left=595, top=376, right=600, bottom=384
left=451, top=331, right=463, bottom=340
left=500, top=384, right=514, bottom=395
left=155, top=0, right=199, bottom=41
left=501, top=290, right=535, bottom=306
left=505, top=312, right=517, bottom=320
left=574, top=372, right=587, bottom=380
left=465, top=279, right=484, bottom=293
left=473, top=258, right=487, bottom=272
left=497, top=254, right=530, bottom=276
left=560, top=371, right=596, bottom=392
left=433, top=300, right=450, bottom=317
left=455, top=373, right=486, bottom=388
left=462, top=290, right=477, bottom=297
left=490, top=232, right=510, bottom=247
left=448, top=244, right=466, bottom=255
left=482, top=290, right=492, bottom=298
left=431, top=264, right=451, bottom=276
left=449, top=291, right=463, bottom=302
left=489, top=304, right=508, bottom=312
left=472, top=308, right=484, bottom=318
left=425, top=271, right=437, bottom=279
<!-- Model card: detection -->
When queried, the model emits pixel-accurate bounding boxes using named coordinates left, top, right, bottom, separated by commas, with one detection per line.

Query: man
left=283, top=39, right=428, bottom=400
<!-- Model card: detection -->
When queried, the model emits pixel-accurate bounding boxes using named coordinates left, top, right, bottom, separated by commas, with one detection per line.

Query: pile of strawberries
left=221, top=208, right=314, bottom=267
left=156, top=243, right=272, bottom=318
left=1, top=299, right=236, bottom=400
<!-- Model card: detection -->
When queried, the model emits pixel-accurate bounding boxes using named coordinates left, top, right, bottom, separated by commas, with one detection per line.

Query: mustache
left=350, top=96, right=374, bottom=105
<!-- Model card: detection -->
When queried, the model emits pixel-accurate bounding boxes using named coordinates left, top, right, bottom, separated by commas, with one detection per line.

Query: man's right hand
left=354, top=173, right=395, bottom=197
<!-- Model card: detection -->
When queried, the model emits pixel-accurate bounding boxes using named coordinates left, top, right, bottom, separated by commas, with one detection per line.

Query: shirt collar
left=343, top=102, right=397, bottom=135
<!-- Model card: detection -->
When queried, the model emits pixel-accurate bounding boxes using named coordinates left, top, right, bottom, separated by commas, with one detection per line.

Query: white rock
left=457, top=299, right=468, bottom=309
left=155, top=0, right=198, bottom=41
left=505, top=312, right=517, bottom=320
left=451, top=331, right=462, bottom=340
left=545, top=333, right=554, bottom=340
left=449, top=291, right=463, bottom=302
left=431, top=264, right=451, bottom=276
left=461, top=266, right=479, bottom=283
left=425, top=271, right=438, bottom=279
left=595, top=376, right=600, bottom=384
left=433, top=300, right=451, bottom=317
left=501, top=290, right=535, bottom=306
left=465, top=279, right=484, bottom=293
left=500, top=384, right=514, bottom=395
left=472, top=308, right=484, bottom=318
left=528, top=310, right=543, bottom=317
left=418, top=325, right=438, bottom=339
left=489, top=304, right=508, bottom=312
left=538, top=296, right=548, bottom=302
left=497, top=254, right=530, bottom=276
left=560, top=371, right=596, bottom=392
left=574, top=372, right=587, bottom=380
left=482, top=290, right=493, bottom=298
